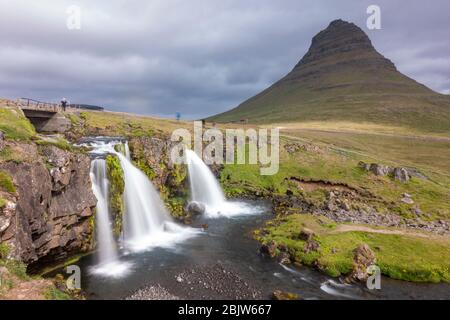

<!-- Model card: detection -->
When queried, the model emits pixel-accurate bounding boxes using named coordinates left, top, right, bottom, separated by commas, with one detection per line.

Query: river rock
left=272, top=290, right=300, bottom=300
left=260, top=240, right=277, bottom=258
left=346, top=244, right=376, bottom=283
left=278, top=252, right=291, bottom=265
left=186, top=201, right=206, bottom=215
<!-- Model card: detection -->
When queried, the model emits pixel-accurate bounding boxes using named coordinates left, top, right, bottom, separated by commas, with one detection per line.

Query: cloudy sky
left=0, top=0, right=449, bottom=119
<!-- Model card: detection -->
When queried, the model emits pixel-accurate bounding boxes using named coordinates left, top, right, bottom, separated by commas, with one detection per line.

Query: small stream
left=76, top=201, right=450, bottom=300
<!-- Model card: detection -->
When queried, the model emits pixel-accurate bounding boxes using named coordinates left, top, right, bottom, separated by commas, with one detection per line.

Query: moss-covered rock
left=0, top=171, right=16, bottom=193
left=106, top=155, right=125, bottom=236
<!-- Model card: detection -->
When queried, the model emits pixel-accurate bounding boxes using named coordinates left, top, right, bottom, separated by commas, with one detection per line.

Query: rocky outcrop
left=129, top=136, right=187, bottom=195
left=346, top=244, right=376, bottom=283
left=358, top=161, right=421, bottom=183
left=0, top=143, right=96, bottom=266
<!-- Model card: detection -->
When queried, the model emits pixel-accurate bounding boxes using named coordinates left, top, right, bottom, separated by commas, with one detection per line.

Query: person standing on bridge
left=61, top=97, right=67, bottom=111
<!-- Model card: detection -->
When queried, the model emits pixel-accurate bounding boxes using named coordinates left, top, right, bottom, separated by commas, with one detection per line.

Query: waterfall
left=186, top=149, right=226, bottom=208
left=90, top=159, right=118, bottom=264
left=116, top=152, right=172, bottom=242
left=185, top=149, right=259, bottom=217
left=90, top=158, right=130, bottom=277
left=86, top=139, right=199, bottom=255
left=124, top=141, right=131, bottom=160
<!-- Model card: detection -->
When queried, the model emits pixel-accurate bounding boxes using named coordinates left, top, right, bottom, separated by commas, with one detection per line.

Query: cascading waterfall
left=124, top=141, right=131, bottom=160
left=185, top=149, right=259, bottom=218
left=86, top=139, right=199, bottom=254
left=117, top=149, right=199, bottom=251
left=90, top=159, right=118, bottom=264
left=90, top=158, right=130, bottom=277
left=186, top=149, right=226, bottom=209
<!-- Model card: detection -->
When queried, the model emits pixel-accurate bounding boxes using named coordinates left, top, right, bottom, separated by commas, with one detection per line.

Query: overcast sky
left=0, top=0, right=449, bottom=119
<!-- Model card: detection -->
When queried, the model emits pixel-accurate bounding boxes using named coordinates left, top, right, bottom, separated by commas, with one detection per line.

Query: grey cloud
left=0, top=0, right=449, bottom=119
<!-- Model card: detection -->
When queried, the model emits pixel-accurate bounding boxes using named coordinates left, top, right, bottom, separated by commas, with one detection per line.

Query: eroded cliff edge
left=0, top=140, right=96, bottom=268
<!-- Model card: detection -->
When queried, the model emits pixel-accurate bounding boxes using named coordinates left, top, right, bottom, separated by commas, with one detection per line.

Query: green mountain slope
left=208, top=19, right=450, bottom=133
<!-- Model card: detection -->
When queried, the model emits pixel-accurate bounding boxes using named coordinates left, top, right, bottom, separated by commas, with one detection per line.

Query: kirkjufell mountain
left=209, top=19, right=450, bottom=132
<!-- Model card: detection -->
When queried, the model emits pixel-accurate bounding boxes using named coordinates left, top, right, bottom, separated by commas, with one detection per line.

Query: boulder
left=401, top=193, right=414, bottom=204
left=346, top=244, right=376, bottom=283
left=278, top=252, right=291, bottom=264
left=298, top=227, right=315, bottom=241
left=186, top=201, right=206, bottom=215
left=393, top=167, right=410, bottom=183
left=369, top=163, right=390, bottom=176
left=260, top=240, right=278, bottom=258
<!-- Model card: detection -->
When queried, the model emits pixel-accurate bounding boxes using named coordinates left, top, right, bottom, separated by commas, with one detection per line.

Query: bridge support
left=22, top=110, right=71, bottom=133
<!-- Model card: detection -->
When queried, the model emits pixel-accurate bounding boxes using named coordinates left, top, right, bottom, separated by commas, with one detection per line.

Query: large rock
left=346, top=243, right=376, bottom=283
left=393, top=167, right=410, bottom=183
left=369, top=163, right=391, bottom=176
left=186, top=201, right=205, bottom=215
left=0, top=143, right=96, bottom=265
left=260, top=240, right=278, bottom=258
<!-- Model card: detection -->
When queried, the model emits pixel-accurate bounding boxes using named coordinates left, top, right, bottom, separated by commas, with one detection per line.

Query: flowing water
left=74, top=137, right=449, bottom=299
left=76, top=205, right=450, bottom=300
left=83, top=138, right=198, bottom=277
left=89, top=159, right=130, bottom=277
left=116, top=151, right=198, bottom=251
left=185, top=149, right=256, bottom=218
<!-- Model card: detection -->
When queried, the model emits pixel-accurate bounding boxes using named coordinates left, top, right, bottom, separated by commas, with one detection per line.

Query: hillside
left=208, top=20, right=450, bottom=133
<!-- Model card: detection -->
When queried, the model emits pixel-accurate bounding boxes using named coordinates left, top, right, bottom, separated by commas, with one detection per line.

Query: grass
left=67, top=109, right=192, bottom=137
left=44, top=286, right=72, bottom=300
left=35, top=138, right=74, bottom=151
left=0, top=171, right=16, bottom=193
left=257, top=214, right=450, bottom=282
left=0, top=197, right=6, bottom=208
left=0, top=259, right=30, bottom=280
left=0, top=106, right=36, bottom=140
left=220, top=137, right=450, bottom=220
left=207, top=36, right=450, bottom=134
left=282, top=128, right=450, bottom=179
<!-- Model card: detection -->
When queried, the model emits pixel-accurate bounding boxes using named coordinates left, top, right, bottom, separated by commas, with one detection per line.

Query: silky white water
left=185, top=149, right=260, bottom=218
left=86, top=140, right=199, bottom=253
left=124, top=141, right=131, bottom=160
left=89, top=158, right=130, bottom=277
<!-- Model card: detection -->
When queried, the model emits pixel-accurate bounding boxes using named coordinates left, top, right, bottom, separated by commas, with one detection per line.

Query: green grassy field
left=221, top=133, right=450, bottom=220
left=256, top=214, right=450, bottom=282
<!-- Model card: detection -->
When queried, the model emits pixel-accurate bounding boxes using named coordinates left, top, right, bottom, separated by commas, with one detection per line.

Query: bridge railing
left=18, top=98, right=61, bottom=112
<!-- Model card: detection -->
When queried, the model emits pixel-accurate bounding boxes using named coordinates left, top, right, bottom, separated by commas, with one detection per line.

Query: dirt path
left=0, top=278, right=52, bottom=300
left=333, top=224, right=448, bottom=240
